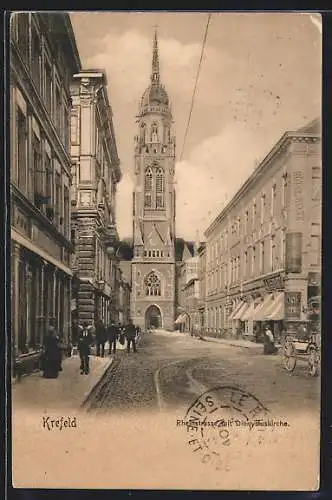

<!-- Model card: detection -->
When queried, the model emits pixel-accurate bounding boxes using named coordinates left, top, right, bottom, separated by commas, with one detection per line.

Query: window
left=55, top=172, right=62, bottom=227
left=44, top=59, right=52, bottom=114
left=260, top=194, right=266, bottom=224
left=31, top=23, right=41, bottom=92
left=17, top=13, right=29, bottom=62
left=45, top=151, right=53, bottom=203
left=260, top=241, right=265, bottom=274
left=17, top=107, right=27, bottom=193
left=311, top=223, right=321, bottom=266
left=244, top=251, right=248, bottom=278
left=156, top=167, right=165, bottom=208
left=252, top=200, right=257, bottom=224
left=271, top=184, right=276, bottom=217
left=281, top=229, right=286, bottom=266
left=144, top=168, right=153, bottom=207
left=144, top=271, right=161, bottom=296
left=140, top=123, right=146, bottom=143
left=151, top=123, right=159, bottom=142
left=312, top=167, right=321, bottom=201
left=271, top=235, right=276, bottom=271
left=311, top=236, right=320, bottom=266
left=55, top=86, right=61, bottom=132
left=32, top=131, right=42, bottom=199
left=244, top=210, right=249, bottom=234
left=252, top=246, right=256, bottom=275
left=281, top=173, right=287, bottom=209
left=64, top=186, right=69, bottom=238
left=63, top=105, right=69, bottom=149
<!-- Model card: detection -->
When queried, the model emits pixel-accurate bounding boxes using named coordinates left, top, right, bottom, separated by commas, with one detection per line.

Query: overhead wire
left=179, top=13, right=212, bottom=162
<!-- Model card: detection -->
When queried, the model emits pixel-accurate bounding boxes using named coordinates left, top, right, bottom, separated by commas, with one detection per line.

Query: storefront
left=11, top=230, right=72, bottom=375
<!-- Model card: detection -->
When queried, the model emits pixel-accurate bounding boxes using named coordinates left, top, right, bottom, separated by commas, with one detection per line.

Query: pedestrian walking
left=125, top=319, right=137, bottom=353
left=263, top=324, right=278, bottom=355
left=95, top=318, right=107, bottom=357
left=41, top=317, right=62, bottom=379
left=118, top=324, right=126, bottom=346
left=107, top=321, right=118, bottom=355
left=78, top=321, right=93, bottom=374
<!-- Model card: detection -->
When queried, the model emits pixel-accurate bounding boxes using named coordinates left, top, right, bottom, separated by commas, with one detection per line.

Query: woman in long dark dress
left=42, top=318, right=62, bottom=378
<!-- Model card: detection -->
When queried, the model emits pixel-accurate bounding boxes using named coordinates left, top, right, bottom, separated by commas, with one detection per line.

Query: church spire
left=151, top=28, right=160, bottom=84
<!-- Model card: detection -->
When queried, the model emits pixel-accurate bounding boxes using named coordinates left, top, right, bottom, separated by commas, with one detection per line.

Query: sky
left=70, top=12, right=321, bottom=241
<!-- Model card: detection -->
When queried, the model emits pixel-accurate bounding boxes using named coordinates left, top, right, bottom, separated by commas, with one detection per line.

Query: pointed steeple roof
left=139, top=28, right=170, bottom=112
left=151, top=28, right=160, bottom=84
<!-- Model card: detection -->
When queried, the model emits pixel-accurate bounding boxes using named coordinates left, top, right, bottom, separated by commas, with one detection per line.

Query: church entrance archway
left=145, top=305, right=162, bottom=330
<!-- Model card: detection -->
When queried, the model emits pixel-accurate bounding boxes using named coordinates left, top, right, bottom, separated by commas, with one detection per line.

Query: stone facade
left=204, top=118, right=321, bottom=341
left=10, top=13, right=81, bottom=376
left=131, top=32, right=176, bottom=331
left=70, top=70, right=122, bottom=328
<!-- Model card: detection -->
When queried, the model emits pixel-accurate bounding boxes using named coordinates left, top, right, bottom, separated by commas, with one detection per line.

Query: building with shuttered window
left=204, top=118, right=321, bottom=341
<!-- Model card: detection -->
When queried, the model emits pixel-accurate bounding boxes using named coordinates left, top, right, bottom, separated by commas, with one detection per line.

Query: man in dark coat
left=107, top=321, right=118, bottom=355
left=78, top=321, right=93, bottom=374
left=95, top=318, right=106, bottom=357
left=125, top=319, right=137, bottom=353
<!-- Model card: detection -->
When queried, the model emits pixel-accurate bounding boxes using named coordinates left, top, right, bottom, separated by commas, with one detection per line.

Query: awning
left=175, top=313, right=186, bottom=324
left=229, top=301, right=245, bottom=321
left=266, top=293, right=284, bottom=321
left=241, top=300, right=260, bottom=321
left=234, top=302, right=250, bottom=321
left=251, top=294, right=274, bottom=321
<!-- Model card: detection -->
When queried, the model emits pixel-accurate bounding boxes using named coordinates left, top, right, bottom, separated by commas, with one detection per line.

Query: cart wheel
left=308, top=347, right=319, bottom=377
left=283, top=342, right=296, bottom=372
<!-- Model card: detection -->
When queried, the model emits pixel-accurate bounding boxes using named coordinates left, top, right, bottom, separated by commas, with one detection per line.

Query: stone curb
left=200, top=336, right=261, bottom=350
left=80, top=357, right=113, bottom=408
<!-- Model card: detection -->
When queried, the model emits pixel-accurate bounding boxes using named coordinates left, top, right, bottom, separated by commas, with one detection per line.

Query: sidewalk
left=12, top=353, right=112, bottom=412
left=200, top=335, right=264, bottom=352
left=200, top=335, right=283, bottom=354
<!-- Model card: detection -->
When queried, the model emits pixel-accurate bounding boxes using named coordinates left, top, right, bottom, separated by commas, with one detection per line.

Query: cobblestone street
left=85, top=329, right=320, bottom=418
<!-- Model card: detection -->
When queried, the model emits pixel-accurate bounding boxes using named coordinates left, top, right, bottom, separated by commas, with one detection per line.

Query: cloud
left=84, top=29, right=230, bottom=110
left=175, top=122, right=274, bottom=240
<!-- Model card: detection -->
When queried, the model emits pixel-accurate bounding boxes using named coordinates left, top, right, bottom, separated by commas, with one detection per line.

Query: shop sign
left=285, top=292, right=301, bottom=319
left=285, top=232, right=302, bottom=273
left=293, top=170, right=305, bottom=222
left=263, top=274, right=285, bottom=292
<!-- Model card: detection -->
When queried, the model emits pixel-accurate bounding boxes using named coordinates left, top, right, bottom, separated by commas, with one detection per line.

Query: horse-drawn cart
left=282, top=333, right=320, bottom=376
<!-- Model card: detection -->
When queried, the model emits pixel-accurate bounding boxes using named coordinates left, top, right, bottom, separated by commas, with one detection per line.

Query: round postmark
left=182, top=385, right=270, bottom=471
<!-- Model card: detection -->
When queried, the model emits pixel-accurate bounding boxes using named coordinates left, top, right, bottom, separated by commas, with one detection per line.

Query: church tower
left=131, top=30, right=176, bottom=331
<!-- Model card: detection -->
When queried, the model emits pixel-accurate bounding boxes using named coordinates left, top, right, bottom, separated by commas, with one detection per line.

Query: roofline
left=63, top=14, right=81, bottom=72
left=204, top=126, right=320, bottom=238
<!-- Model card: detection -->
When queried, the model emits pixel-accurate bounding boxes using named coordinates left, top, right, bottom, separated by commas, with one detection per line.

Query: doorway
left=145, top=305, right=162, bottom=329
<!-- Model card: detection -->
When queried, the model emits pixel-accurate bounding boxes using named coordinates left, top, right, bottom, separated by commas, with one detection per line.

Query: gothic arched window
left=140, top=123, right=146, bottom=143
left=151, top=123, right=159, bottom=143
left=144, top=271, right=161, bottom=296
left=156, top=167, right=165, bottom=208
left=144, top=168, right=153, bottom=208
